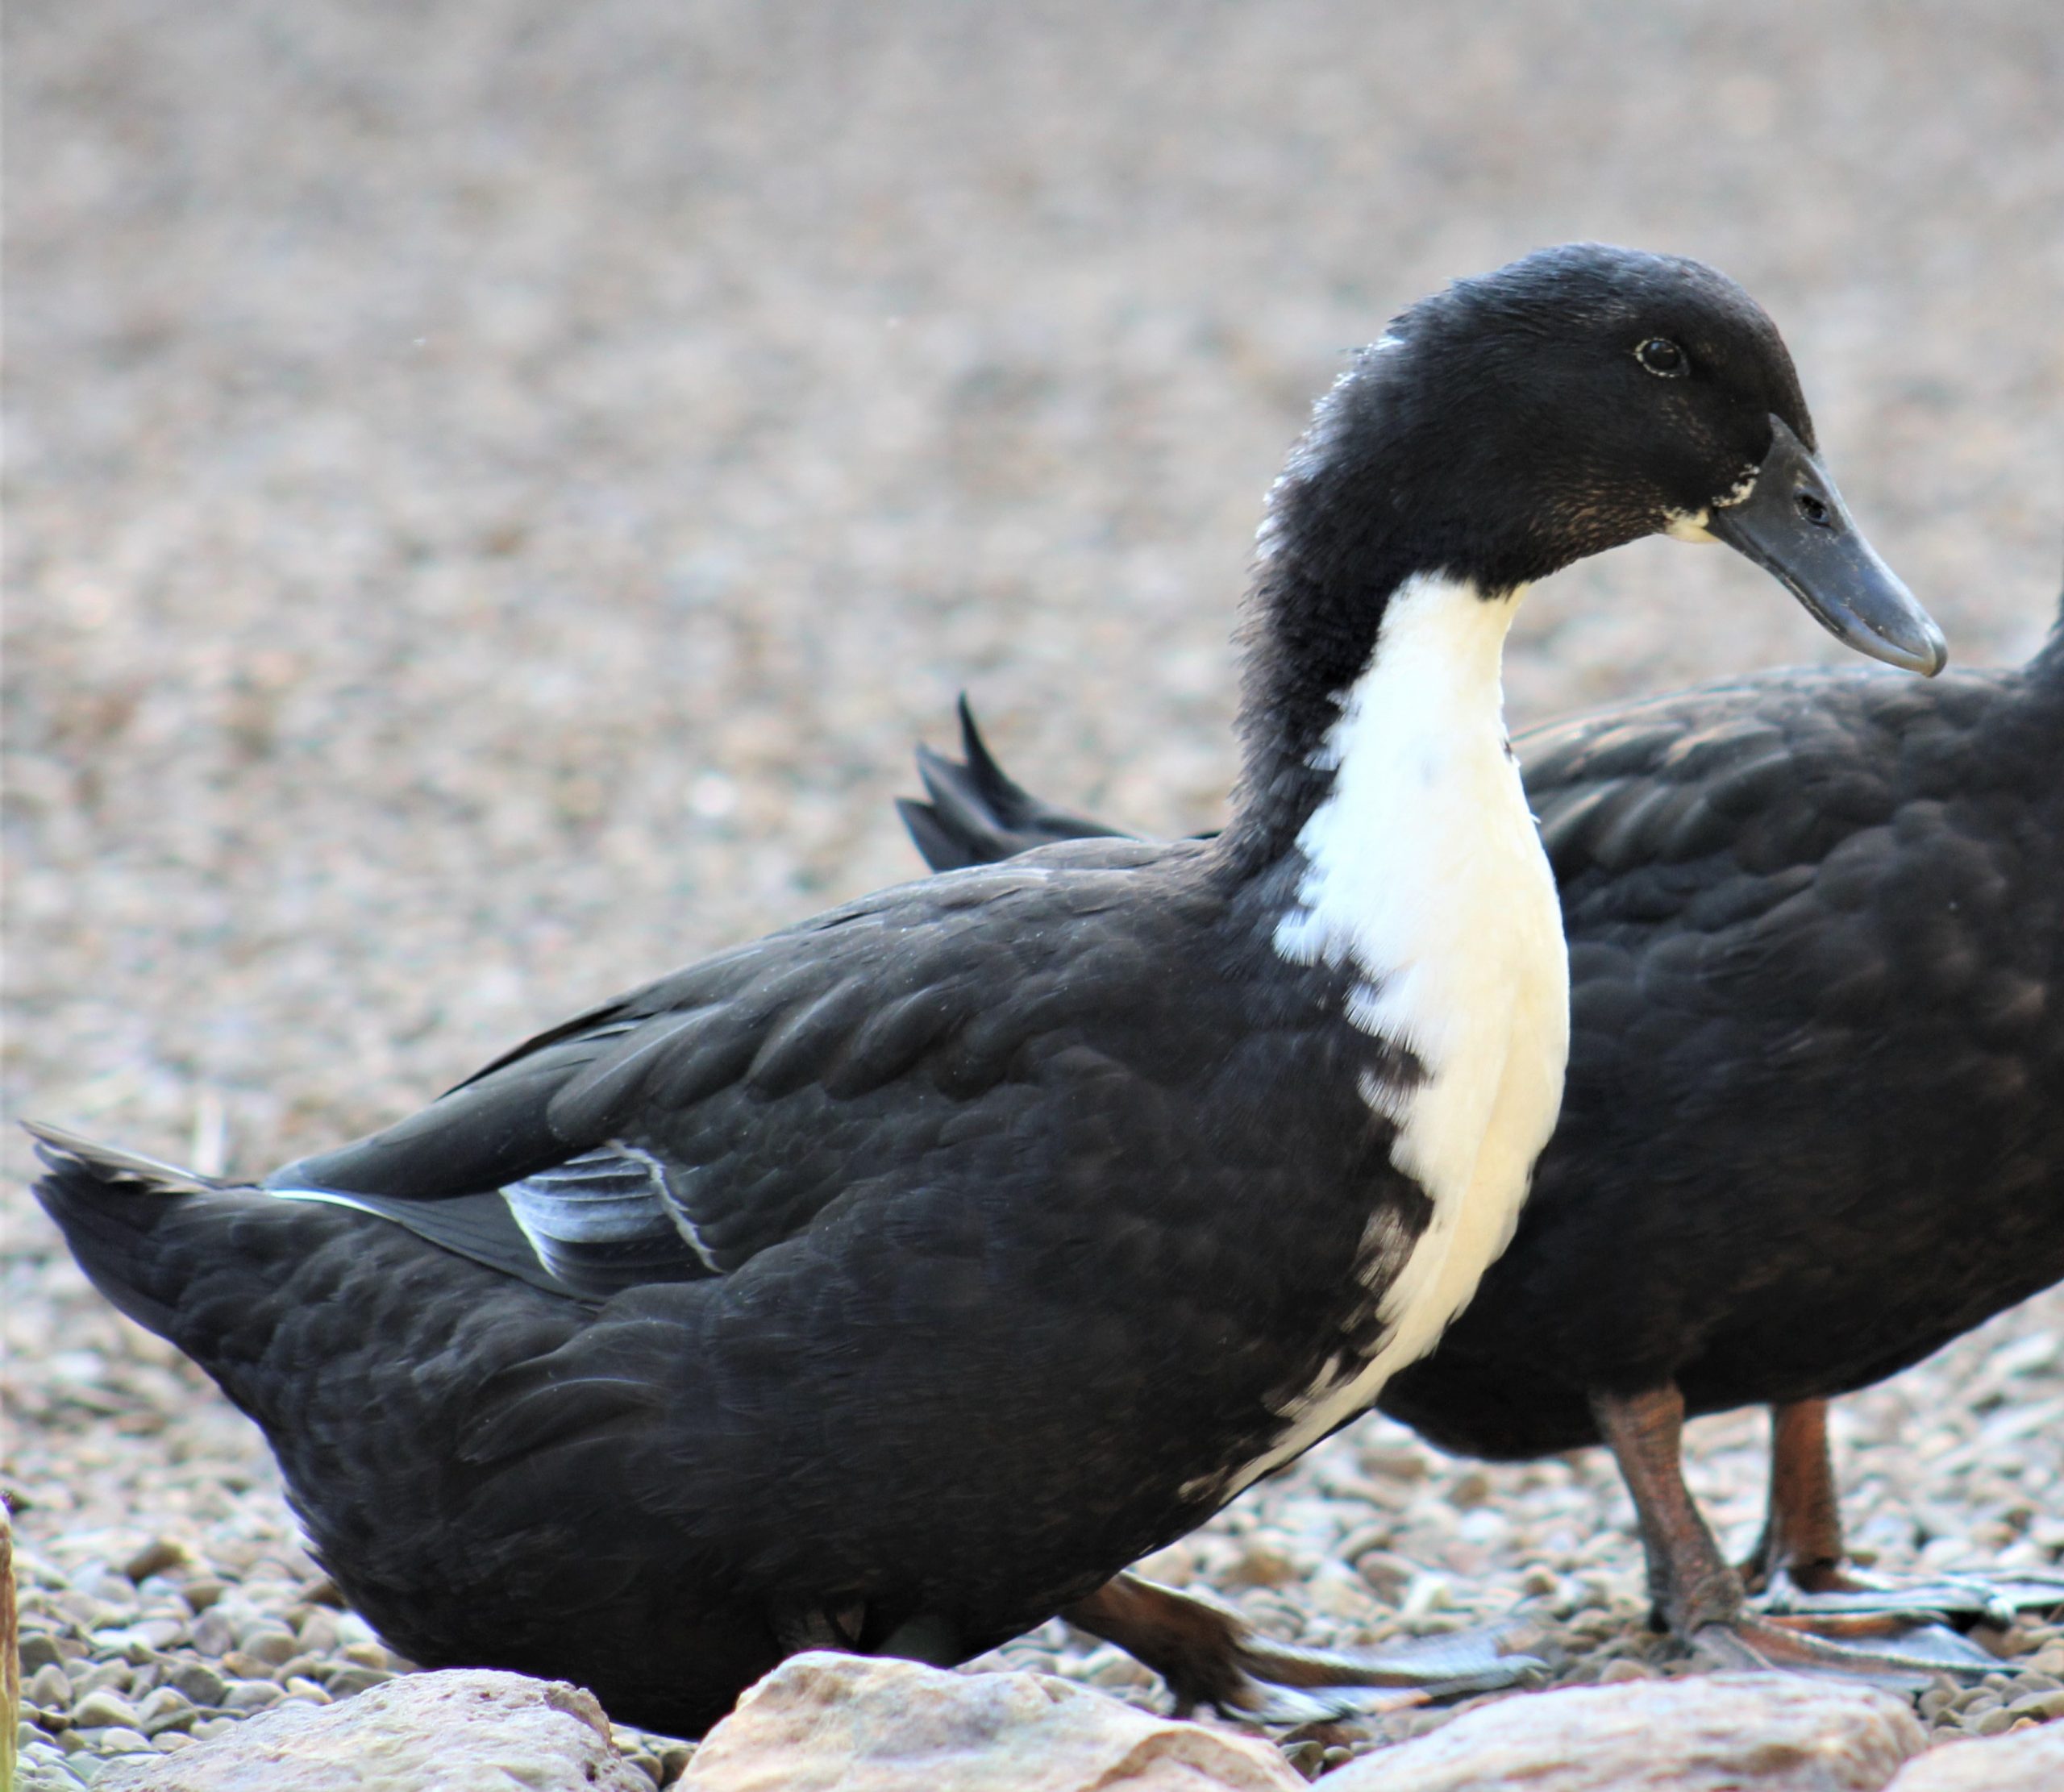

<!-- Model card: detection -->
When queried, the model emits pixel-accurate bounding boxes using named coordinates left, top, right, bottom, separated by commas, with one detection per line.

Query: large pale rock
left=1325, top=1673, right=1926, bottom=1792
left=1883, top=1722, right=2064, bottom=1791
left=677, top=1652, right=1303, bottom=1792
left=95, top=1669, right=652, bottom=1791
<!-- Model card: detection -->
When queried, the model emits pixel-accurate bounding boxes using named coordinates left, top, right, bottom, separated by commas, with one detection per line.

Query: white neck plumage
left=1273, top=570, right=1532, bottom=1028
left=1230, top=569, right=1571, bottom=1492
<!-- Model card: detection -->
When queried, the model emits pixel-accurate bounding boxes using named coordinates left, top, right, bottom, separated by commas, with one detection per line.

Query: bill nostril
left=1796, top=490, right=1831, bottom=527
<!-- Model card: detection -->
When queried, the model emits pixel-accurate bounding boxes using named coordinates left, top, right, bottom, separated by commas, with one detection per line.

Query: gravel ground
left=6, top=2, right=2064, bottom=1783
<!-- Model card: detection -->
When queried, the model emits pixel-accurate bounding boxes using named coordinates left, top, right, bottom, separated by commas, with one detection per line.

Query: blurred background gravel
left=6, top=0, right=2064, bottom=1777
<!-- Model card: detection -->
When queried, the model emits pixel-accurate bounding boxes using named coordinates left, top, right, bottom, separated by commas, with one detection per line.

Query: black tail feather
left=25, top=1118, right=227, bottom=1195
left=893, top=795, right=988, bottom=872
left=25, top=1121, right=229, bottom=1339
left=899, top=696, right=1130, bottom=873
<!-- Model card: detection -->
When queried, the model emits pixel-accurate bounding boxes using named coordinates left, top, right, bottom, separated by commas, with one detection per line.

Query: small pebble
left=122, top=1739, right=171, bottom=1765
left=179, top=1579, right=228, bottom=1613
left=69, top=1659, right=131, bottom=1700
left=70, top=1690, right=140, bottom=1731
left=1083, top=1653, right=1153, bottom=1690
left=240, top=1627, right=302, bottom=1666
left=1334, top=1522, right=1391, bottom=1563
left=1919, top=1678, right=1960, bottom=1722
left=189, top=1610, right=236, bottom=1657
left=1281, top=1739, right=1326, bottom=1778
left=223, top=1679, right=285, bottom=1713
left=166, top=1661, right=229, bottom=1707
left=1355, top=1551, right=1414, bottom=1599
left=2008, top=1687, right=2064, bottom=1719
left=81, top=1725, right=156, bottom=1755
left=334, top=1613, right=385, bottom=1653
left=73, top=1569, right=139, bottom=1608
left=1222, top=1540, right=1302, bottom=1590
left=1445, top=1470, right=1492, bottom=1508
left=19, top=1634, right=68, bottom=1676
left=27, top=1662, right=75, bottom=1708
left=135, top=1686, right=197, bottom=1733
left=123, top=1539, right=190, bottom=1582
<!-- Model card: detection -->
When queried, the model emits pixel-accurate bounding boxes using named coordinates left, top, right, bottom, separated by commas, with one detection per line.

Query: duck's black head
left=1233, top=243, right=1945, bottom=854
left=1360, top=244, right=1814, bottom=582
left=1277, top=244, right=1935, bottom=613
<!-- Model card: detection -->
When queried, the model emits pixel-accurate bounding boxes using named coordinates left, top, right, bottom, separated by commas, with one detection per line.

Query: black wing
left=269, top=841, right=1204, bottom=1299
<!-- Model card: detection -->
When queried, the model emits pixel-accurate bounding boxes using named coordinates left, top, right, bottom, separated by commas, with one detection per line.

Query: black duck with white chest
left=31, top=244, right=1942, bottom=1736
left=904, top=589, right=2064, bottom=1682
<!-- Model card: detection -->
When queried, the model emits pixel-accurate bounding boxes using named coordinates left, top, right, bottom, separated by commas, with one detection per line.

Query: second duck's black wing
left=1410, top=663, right=2063, bottom=1441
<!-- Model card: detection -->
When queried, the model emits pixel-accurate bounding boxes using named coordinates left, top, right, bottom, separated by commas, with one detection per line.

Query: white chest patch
left=1231, top=572, right=1571, bottom=1493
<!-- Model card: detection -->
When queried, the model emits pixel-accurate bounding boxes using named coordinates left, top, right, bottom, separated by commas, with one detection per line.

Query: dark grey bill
left=1707, top=416, right=1947, bottom=676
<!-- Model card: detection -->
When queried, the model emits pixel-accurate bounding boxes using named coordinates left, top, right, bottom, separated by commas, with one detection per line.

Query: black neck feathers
left=1219, top=349, right=1511, bottom=871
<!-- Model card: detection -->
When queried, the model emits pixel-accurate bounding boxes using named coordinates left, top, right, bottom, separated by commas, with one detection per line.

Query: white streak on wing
left=617, top=1139, right=726, bottom=1274
left=1229, top=572, right=1571, bottom=1495
left=269, top=1187, right=385, bottom=1216
left=503, top=1140, right=724, bottom=1274
left=279, top=1140, right=729, bottom=1279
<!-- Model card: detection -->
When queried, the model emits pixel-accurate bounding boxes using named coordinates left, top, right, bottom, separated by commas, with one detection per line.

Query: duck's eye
left=1637, top=338, right=1687, bottom=377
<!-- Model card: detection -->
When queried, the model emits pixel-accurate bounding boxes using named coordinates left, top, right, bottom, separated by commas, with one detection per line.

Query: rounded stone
left=166, top=1661, right=230, bottom=1707
left=223, top=1679, right=285, bottom=1713
left=70, top=1688, right=143, bottom=1731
